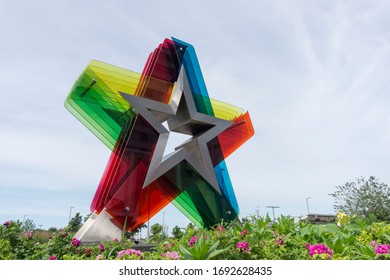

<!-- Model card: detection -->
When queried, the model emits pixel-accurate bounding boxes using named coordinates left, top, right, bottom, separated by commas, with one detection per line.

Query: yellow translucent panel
left=210, top=98, right=245, bottom=121
left=89, top=60, right=141, bottom=99
left=84, top=61, right=243, bottom=122
left=88, top=60, right=176, bottom=105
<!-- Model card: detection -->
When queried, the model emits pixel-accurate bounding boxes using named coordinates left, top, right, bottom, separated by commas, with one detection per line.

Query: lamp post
left=162, top=211, right=165, bottom=236
left=69, top=206, right=75, bottom=223
left=147, top=194, right=150, bottom=243
left=122, top=206, right=130, bottom=240
left=266, top=206, right=280, bottom=221
left=147, top=219, right=150, bottom=243
left=306, top=197, right=311, bottom=214
left=256, top=206, right=261, bottom=218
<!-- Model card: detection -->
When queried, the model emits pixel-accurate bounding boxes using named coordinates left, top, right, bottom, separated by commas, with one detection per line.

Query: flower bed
left=1, top=214, right=390, bottom=260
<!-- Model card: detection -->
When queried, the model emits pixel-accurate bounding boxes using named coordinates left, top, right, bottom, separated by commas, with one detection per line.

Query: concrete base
left=74, top=209, right=122, bottom=243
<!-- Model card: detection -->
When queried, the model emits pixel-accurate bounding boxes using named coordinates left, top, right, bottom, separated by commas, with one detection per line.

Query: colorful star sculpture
left=64, top=38, right=254, bottom=242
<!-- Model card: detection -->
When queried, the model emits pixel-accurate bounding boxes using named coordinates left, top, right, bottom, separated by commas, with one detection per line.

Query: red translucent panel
left=91, top=115, right=159, bottom=213
left=208, top=112, right=255, bottom=166
left=90, top=114, right=183, bottom=231
left=134, top=39, right=179, bottom=103
left=107, top=177, right=181, bottom=231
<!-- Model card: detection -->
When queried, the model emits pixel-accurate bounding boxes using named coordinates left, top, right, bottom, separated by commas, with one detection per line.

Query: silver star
left=120, top=67, right=232, bottom=194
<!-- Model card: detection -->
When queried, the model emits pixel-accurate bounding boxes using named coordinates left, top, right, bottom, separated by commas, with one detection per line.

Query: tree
left=126, top=224, right=147, bottom=240
left=329, top=176, right=390, bottom=222
left=186, top=223, right=195, bottom=231
left=149, top=223, right=163, bottom=242
left=47, top=227, right=58, bottom=232
left=171, top=225, right=184, bottom=239
left=150, top=223, right=163, bottom=236
left=83, top=212, right=92, bottom=223
left=68, top=212, right=83, bottom=232
left=22, top=219, right=36, bottom=232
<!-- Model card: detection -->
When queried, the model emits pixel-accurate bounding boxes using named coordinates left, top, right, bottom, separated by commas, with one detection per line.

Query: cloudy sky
left=1, top=0, right=389, bottom=232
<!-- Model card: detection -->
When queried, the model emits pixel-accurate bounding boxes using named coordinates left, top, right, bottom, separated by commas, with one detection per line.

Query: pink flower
left=216, top=225, right=225, bottom=232
left=162, top=251, right=180, bottom=260
left=240, top=230, right=248, bottom=236
left=277, top=234, right=285, bottom=245
left=215, top=225, right=225, bottom=237
left=3, top=221, right=10, bottom=227
left=370, top=241, right=376, bottom=247
left=117, top=249, right=142, bottom=259
left=27, top=231, right=33, bottom=239
left=49, top=255, right=57, bottom=260
left=71, top=238, right=81, bottom=247
left=189, top=236, right=197, bottom=247
left=374, top=244, right=390, bottom=255
left=96, top=254, right=103, bottom=260
left=236, top=241, right=250, bottom=252
left=98, top=243, right=104, bottom=252
left=162, top=241, right=175, bottom=251
left=114, top=238, right=119, bottom=243
left=306, top=243, right=333, bottom=259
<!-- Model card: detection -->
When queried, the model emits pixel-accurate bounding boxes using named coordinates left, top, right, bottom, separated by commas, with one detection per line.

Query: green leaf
left=179, top=245, right=193, bottom=260
left=300, top=226, right=311, bottom=237
left=332, top=238, right=344, bottom=254
left=207, top=247, right=230, bottom=260
left=107, top=245, right=119, bottom=259
left=208, top=240, right=220, bottom=252
left=324, top=223, right=340, bottom=234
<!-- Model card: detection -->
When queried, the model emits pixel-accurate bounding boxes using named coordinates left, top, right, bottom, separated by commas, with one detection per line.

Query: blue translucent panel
left=215, top=161, right=239, bottom=214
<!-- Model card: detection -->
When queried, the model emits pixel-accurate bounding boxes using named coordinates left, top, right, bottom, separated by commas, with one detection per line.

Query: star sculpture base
left=65, top=38, right=254, bottom=242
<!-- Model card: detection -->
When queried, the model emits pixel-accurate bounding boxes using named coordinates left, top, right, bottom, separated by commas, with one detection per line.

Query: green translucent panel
left=171, top=192, right=203, bottom=228
left=192, top=94, right=214, bottom=116
left=192, top=94, right=246, bottom=121
left=167, top=161, right=237, bottom=228
left=64, top=61, right=140, bottom=149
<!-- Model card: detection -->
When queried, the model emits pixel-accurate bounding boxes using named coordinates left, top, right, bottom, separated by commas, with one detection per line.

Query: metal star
left=120, top=67, right=233, bottom=194
left=65, top=37, right=255, bottom=242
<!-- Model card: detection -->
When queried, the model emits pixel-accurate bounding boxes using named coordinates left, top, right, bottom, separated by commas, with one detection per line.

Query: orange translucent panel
left=208, top=112, right=254, bottom=166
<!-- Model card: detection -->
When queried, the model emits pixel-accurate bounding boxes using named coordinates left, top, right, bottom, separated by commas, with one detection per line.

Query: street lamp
left=162, top=211, right=166, bottom=236
left=306, top=197, right=311, bottom=214
left=147, top=195, right=151, bottom=243
left=256, top=206, right=261, bottom=218
left=69, top=206, right=75, bottom=223
left=122, top=206, right=130, bottom=240
left=266, top=206, right=280, bottom=221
